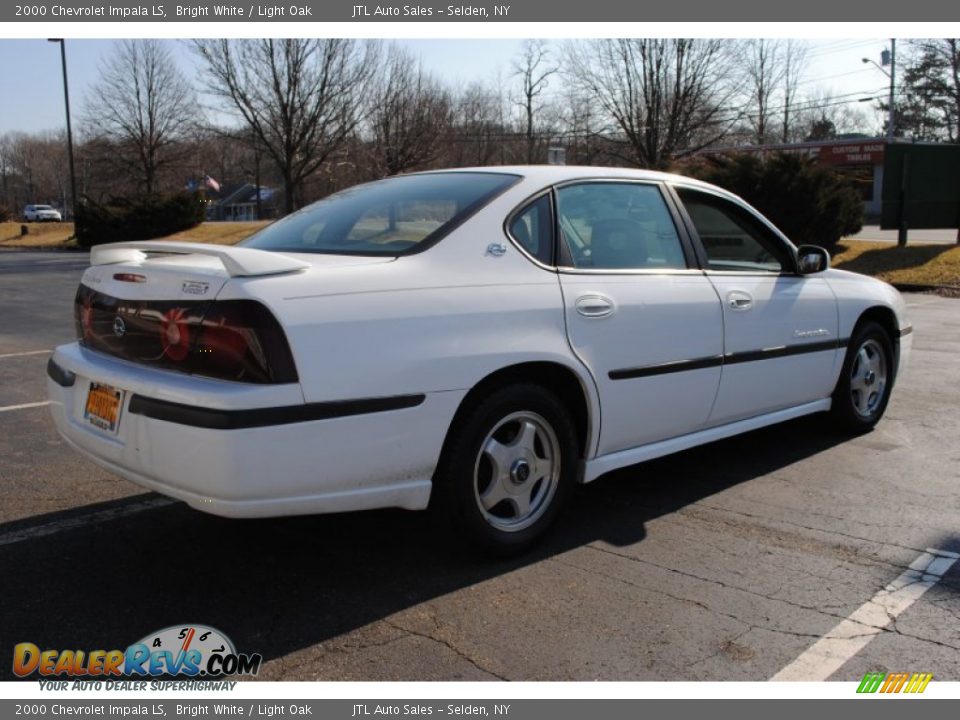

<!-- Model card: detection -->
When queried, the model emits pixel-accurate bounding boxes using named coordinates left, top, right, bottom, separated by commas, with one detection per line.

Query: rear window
left=242, top=172, right=519, bottom=256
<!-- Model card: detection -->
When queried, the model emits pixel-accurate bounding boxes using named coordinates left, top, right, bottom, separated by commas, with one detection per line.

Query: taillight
left=76, top=293, right=94, bottom=340
left=194, top=301, right=298, bottom=384
left=74, top=285, right=298, bottom=384
left=160, top=308, right=192, bottom=362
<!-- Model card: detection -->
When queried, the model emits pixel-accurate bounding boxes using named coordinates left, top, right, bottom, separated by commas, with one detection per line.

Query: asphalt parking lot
left=1, top=249, right=958, bottom=682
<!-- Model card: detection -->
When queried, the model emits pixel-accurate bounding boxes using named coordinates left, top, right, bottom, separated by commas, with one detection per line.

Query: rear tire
left=830, top=321, right=894, bottom=434
left=432, top=383, right=578, bottom=556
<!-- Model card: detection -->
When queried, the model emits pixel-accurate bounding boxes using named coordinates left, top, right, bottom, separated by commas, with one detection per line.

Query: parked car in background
left=46, top=166, right=911, bottom=554
left=24, top=204, right=62, bottom=222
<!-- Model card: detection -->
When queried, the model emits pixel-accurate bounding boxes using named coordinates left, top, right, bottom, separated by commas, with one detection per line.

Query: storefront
left=704, top=138, right=887, bottom=217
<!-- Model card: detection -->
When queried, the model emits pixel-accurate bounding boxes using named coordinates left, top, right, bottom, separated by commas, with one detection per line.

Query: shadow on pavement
left=0, top=415, right=855, bottom=680
left=835, top=242, right=956, bottom=278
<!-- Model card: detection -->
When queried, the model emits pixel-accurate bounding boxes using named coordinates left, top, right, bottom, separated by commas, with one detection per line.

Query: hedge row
left=75, top=193, right=205, bottom=248
left=691, top=152, right=863, bottom=250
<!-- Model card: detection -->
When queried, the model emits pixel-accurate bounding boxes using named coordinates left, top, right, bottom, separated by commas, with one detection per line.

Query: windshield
left=242, top=172, right=519, bottom=256
left=35, top=205, right=54, bottom=210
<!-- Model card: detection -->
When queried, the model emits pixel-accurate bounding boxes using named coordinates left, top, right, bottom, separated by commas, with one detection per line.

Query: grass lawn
left=833, top=240, right=960, bottom=288
left=0, top=221, right=76, bottom=248
left=0, top=221, right=270, bottom=249
left=3, top=220, right=959, bottom=289
left=160, top=221, right=271, bottom=245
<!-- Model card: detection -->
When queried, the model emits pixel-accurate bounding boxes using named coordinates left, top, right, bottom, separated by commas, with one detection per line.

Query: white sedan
left=47, top=166, right=911, bottom=554
left=24, top=204, right=63, bottom=222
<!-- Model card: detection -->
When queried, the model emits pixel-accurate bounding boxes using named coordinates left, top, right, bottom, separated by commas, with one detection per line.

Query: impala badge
left=486, top=243, right=507, bottom=257
left=794, top=328, right=830, bottom=338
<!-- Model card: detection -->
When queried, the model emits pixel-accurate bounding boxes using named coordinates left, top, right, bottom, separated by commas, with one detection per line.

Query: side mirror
left=797, top=245, right=830, bottom=274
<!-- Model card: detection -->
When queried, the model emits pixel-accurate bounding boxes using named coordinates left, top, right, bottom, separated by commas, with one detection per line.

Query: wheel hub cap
left=510, top=458, right=531, bottom=484
left=850, top=338, right=888, bottom=418
left=473, top=411, right=562, bottom=533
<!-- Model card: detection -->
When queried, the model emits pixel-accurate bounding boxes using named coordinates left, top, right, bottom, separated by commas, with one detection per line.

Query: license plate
left=84, top=382, right=125, bottom=434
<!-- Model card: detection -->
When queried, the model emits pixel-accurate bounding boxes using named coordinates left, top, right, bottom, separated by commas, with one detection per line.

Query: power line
left=797, top=67, right=875, bottom=87
left=705, top=87, right=889, bottom=127
left=805, top=40, right=881, bottom=60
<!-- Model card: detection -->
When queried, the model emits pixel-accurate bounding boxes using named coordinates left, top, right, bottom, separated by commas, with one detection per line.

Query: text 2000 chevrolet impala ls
left=47, top=167, right=912, bottom=553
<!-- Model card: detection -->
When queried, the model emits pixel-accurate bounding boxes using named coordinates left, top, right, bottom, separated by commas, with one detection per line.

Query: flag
left=204, top=175, right=221, bottom=192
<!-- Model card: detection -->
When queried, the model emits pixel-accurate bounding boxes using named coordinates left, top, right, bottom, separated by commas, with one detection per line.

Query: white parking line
left=0, top=400, right=51, bottom=413
left=0, top=496, right=176, bottom=547
left=0, top=349, right=51, bottom=359
left=771, top=548, right=960, bottom=681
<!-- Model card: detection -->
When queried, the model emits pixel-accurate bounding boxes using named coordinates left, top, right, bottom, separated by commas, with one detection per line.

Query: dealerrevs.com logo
left=13, top=625, right=262, bottom=678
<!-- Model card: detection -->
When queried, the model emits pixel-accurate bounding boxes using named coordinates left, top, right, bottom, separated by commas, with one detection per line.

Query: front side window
left=676, top=188, right=793, bottom=273
left=243, top=172, right=518, bottom=255
left=555, top=183, right=687, bottom=270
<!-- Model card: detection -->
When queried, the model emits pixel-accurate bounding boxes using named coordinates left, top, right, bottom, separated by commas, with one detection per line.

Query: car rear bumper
left=47, top=342, right=460, bottom=518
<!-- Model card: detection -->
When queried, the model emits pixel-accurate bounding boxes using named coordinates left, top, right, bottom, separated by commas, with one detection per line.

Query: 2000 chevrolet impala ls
left=47, top=167, right=912, bottom=553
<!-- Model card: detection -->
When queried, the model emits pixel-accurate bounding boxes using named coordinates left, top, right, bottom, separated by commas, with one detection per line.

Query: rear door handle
left=727, top=290, right=753, bottom=311
left=575, top=294, right=615, bottom=318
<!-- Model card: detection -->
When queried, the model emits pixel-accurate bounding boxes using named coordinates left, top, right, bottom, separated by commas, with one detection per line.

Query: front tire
left=433, top=384, right=578, bottom=556
left=831, top=321, right=894, bottom=433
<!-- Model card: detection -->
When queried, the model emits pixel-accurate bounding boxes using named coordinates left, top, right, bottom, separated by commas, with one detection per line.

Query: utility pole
left=48, top=39, right=78, bottom=225
left=887, top=39, right=896, bottom=144
left=864, top=41, right=905, bottom=245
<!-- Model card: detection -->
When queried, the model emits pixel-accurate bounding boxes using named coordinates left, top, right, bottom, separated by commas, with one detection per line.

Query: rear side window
left=555, top=183, right=687, bottom=270
left=243, top=172, right=518, bottom=256
left=508, top=194, right=554, bottom=265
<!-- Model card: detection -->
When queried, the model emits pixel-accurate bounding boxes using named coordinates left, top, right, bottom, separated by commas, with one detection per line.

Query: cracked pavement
left=1, top=251, right=958, bottom=681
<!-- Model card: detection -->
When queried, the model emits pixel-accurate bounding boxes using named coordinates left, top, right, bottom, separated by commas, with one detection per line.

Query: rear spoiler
left=89, top=241, right=310, bottom=278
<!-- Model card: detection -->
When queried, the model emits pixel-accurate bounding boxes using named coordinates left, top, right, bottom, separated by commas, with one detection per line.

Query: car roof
left=425, top=164, right=718, bottom=191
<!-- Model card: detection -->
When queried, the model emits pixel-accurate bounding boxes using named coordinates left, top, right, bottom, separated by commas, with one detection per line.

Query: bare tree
left=84, top=40, right=196, bottom=195
left=194, top=39, right=379, bottom=214
left=564, top=39, right=736, bottom=168
left=795, top=87, right=873, bottom=139
left=781, top=40, right=808, bottom=142
left=3, top=131, right=69, bottom=212
left=556, top=88, right=608, bottom=165
left=368, top=46, right=453, bottom=176
left=739, top=39, right=787, bottom=144
left=452, top=80, right=508, bottom=167
left=511, top=40, right=558, bottom=163
left=0, top=134, right=13, bottom=210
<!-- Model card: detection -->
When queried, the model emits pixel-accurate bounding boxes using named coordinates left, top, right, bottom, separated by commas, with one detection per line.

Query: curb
left=893, top=283, right=960, bottom=297
left=0, top=245, right=86, bottom=253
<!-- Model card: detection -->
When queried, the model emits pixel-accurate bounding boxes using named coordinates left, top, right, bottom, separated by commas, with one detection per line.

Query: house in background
left=205, top=184, right=278, bottom=222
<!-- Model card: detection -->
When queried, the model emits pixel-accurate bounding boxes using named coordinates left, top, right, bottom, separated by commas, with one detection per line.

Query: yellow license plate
left=84, top=382, right=125, bottom=434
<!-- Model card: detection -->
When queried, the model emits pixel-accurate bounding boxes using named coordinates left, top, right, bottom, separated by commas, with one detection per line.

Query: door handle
left=727, top=290, right=753, bottom=311
left=575, top=294, right=615, bottom=318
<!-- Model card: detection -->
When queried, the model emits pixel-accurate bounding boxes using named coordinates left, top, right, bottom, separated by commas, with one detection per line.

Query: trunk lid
left=75, top=242, right=325, bottom=383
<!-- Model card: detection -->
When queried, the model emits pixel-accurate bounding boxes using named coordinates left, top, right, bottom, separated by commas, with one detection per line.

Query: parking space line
left=0, top=496, right=176, bottom=547
left=771, top=548, right=960, bottom=681
left=0, top=349, right=51, bottom=359
left=0, top=401, right=51, bottom=413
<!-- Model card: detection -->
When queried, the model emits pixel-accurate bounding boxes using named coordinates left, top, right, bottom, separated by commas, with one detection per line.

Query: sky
left=0, top=37, right=895, bottom=136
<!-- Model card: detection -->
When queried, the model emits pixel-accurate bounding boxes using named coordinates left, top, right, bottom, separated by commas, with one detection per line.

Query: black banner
left=4, top=0, right=959, bottom=22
